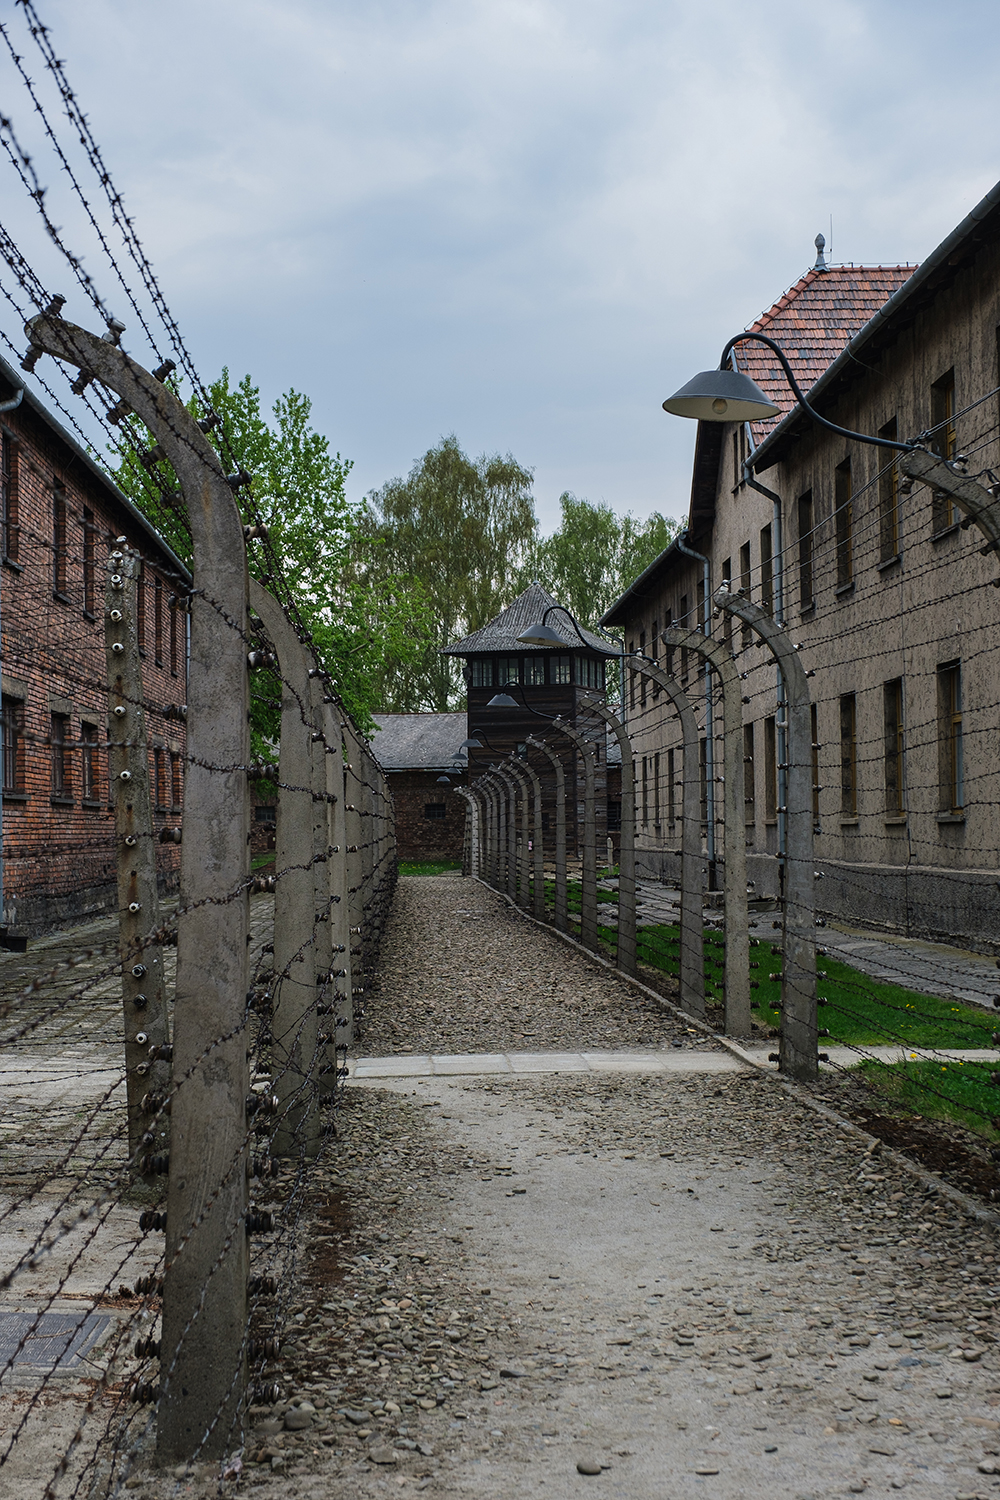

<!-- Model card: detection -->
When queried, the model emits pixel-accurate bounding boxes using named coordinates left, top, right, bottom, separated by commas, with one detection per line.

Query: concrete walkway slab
left=348, top=1048, right=746, bottom=1080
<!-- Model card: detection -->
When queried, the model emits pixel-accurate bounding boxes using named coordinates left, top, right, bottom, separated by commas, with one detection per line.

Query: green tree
left=109, top=371, right=433, bottom=736
left=531, top=492, right=682, bottom=629
left=357, top=435, right=538, bottom=711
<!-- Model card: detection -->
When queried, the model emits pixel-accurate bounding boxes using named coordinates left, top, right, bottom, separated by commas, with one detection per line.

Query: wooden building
left=442, top=582, right=620, bottom=854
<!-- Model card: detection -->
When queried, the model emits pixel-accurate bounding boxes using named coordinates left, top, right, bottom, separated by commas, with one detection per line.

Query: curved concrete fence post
left=26, top=310, right=250, bottom=1458
left=526, top=735, right=568, bottom=932
left=321, top=697, right=353, bottom=1067
left=578, top=695, right=636, bottom=978
left=662, top=628, right=751, bottom=1035
left=504, top=758, right=534, bottom=911
left=455, top=788, right=476, bottom=878
left=713, top=587, right=816, bottom=1081
left=515, top=753, right=546, bottom=920
left=248, top=581, right=320, bottom=1159
left=553, top=718, right=599, bottom=953
left=481, top=774, right=501, bottom=890
left=632, top=660, right=706, bottom=1019
left=495, top=765, right=522, bottom=903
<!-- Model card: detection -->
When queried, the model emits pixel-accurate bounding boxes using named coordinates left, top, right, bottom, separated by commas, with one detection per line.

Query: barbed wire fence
left=0, top=4, right=397, bottom=1491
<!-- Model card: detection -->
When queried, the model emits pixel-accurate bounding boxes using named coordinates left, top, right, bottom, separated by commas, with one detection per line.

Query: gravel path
left=26, top=873, right=1000, bottom=1499
left=359, top=874, right=708, bottom=1057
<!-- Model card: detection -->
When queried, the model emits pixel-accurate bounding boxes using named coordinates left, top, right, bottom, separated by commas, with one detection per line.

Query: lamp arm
left=495, top=680, right=556, bottom=720
left=541, top=603, right=609, bottom=650
left=721, top=331, right=915, bottom=455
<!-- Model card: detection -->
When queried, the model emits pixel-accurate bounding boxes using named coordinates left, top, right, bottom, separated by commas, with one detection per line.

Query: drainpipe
left=0, top=382, right=24, bottom=945
left=675, top=530, right=716, bottom=888
left=742, top=444, right=788, bottom=894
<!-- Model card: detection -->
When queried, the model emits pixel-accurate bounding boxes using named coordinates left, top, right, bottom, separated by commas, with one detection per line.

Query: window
left=653, top=751, right=660, bottom=826
left=1, top=431, right=18, bottom=561
left=154, top=746, right=166, bottom=810
left=743, top=723, right=755, bottom=827
left=878, top=419, right=900, bottom=561
left=171, top=751, right=182, bottom=809
left=471, top=658, right=493, bottom=688
left=760, top=524, right=773, bottom=616
left=650, top=620, right=660, bottom=698
left=497, top=655, right=520, bottom=685
left=764, top=717, right=777, bottom=822
left=739, top=542, right=751, bottom=646
left=154, top=575, right=164, bottom=665
left=721, top=559, right=732, bottom=646
left=606, top=800, right=620, bottom=832
left=82, top=508, right=96, bottom=617
left=1, top=695, right=22, bottom=794
left=639, top=632, right=647, bottom=707
left=577, top=655, right=601, bottom=689
left=169, top=596, right=178, bottom=675
left=641, top=756, right=649, bottom=825
left=136, top=561, right=146, bottom=655
left=53, top=483, right=68, bottom=597
left=424, top=803, right=447, bottom=820
left=667, top=748, right=676, bottom=826
left=797, top=493, right=814, bottom=612
left=840, top=694, right=857, bottom=817
left=835, top=460, right=853, bottom=589
left=255, top=804, right=276, bottom=823
left=811, top=703, right=820, bottom=824
left=884, top=678, right=904, bottom=816
left=938, top=661, right=963, bottom=814
left=51, top=712, right=70, bottom=799
left=551, top=654, right=572, bottom=686
left=699, top=737, right=708, bottom=824
left=663, top=608, right=674, bottom=678
left=931, top=370, right=959, bottom=531
left=628, top=641, right=635, bottom=709
left=81, top=722, right=98, bottom=803
left=732, top=423, right=748, bottom=486
left=524, top=656, right=545, bottom=686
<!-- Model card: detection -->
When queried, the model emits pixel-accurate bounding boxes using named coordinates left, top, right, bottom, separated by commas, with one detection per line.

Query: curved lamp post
left=510, top=752, right=546, bottom=920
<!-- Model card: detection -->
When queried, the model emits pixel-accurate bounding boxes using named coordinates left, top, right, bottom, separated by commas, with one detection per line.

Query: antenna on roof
left=813, top=232, right=828, bottom=272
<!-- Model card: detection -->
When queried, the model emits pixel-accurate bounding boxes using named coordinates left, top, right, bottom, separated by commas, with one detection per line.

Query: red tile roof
left=736, top=264, right=917, bottom=445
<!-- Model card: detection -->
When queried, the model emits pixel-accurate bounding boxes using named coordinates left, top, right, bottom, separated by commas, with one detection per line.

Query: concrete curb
left=475, top=875, right=1000, bottom=1231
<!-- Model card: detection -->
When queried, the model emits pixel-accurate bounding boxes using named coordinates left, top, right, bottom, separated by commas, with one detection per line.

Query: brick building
left=371, top=712, right=467, bottom=862
left=602, top=180, right=1000, bottom=949
left=0, top=354, right=189, bottom=935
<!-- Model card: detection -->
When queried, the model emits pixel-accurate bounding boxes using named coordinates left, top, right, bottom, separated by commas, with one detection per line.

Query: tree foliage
left=530, top=492, right=682, bottom=629
left=109, top=371, right=433, bottom=736
left=356, top=435, right=537, bottom=711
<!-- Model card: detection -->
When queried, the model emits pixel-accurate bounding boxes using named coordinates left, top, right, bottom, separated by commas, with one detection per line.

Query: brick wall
left=389, top=771, right=466, bottom=862
left=1, top=389, right=186, bottom=934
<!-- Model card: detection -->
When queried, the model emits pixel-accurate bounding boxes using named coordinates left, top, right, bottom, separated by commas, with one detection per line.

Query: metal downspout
left=676, top=530, right=716, bottom=888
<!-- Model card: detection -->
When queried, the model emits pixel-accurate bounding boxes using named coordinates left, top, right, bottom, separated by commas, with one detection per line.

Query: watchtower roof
left=441, top=581, right=617, bottom=657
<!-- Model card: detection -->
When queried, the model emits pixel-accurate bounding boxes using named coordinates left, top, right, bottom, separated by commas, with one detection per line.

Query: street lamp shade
left=487, top=692, right=519, bottom=708
left=436, top=774, right=451, bottom=784
left=662, top=367, right=780, bottom=423
left=516, top=621, right=565, bottom=647
left=459, top=738, right=482, bottom=749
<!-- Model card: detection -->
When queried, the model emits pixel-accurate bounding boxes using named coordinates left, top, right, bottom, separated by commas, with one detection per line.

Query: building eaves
left=749, top=176, right=1000, bottom=472
left=0, top=351, right=191, bottom=582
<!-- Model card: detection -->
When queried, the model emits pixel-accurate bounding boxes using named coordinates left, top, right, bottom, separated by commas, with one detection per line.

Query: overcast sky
left=1, top=0, right=998, bottom=531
